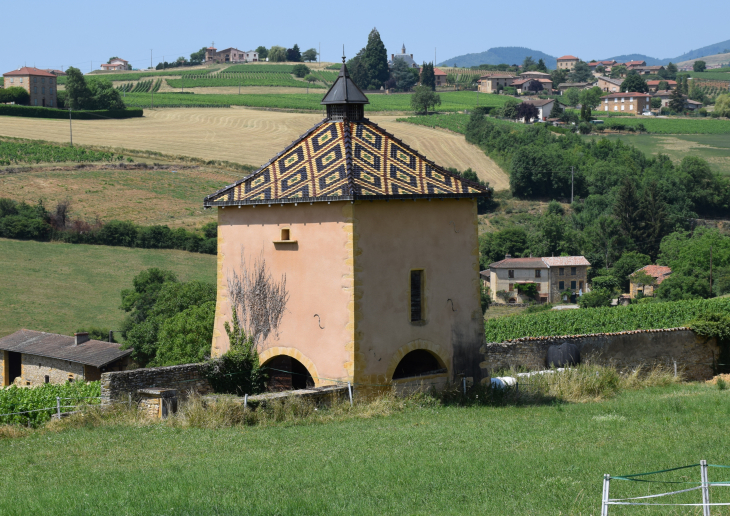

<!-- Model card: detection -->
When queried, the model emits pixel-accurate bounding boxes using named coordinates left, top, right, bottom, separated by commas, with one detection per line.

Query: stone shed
left=0, top=330, right=131, bottom=387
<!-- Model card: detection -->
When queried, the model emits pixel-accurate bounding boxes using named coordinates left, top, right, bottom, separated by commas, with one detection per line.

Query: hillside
left=678, top=52, right=730, bottom=69
left=603, top=53, right=666, bottom=66
left=673, top=39, right=730, bottom=63
left=438, top=47, right=557, bottom=69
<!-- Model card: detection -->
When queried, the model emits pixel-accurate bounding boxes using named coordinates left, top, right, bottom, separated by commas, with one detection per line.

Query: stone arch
left=385, top=340, right=450, bottom=382
left=259, top=347, right=321, bottom=388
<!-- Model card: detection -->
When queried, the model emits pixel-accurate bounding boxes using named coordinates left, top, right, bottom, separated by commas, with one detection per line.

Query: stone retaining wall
left=101, top=363, right=211, bottom=405
left=480, top=328, right=720, bottom=381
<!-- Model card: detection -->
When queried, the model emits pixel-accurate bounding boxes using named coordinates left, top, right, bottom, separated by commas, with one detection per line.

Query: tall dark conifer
left=421, top=62, right=436, bottom=90
left=360, top=28, right=389, bottom=89
left=613, top=177, right=642, bottom=245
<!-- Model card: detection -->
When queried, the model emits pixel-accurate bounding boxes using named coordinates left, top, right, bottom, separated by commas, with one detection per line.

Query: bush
left=578, top=122, right=592, bottom=134
left=0, top=86, right=30, bottom=105
left=0, top=104, right=142, bottom=119
left=291, top=64, right=310, bottom=78
left=578, top=288, right=612, bottom=308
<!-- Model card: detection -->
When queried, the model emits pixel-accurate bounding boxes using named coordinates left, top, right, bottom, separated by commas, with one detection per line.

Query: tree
left=359, top=28, right=389, bottom=89
left=568, top=61, right=593, bottom=83
left=286, top=44, right=302, bottom=62
left=580, top=104, right=592, bottom=123
left=578, top=288, right=612, bottom=308
left=638, top=181, right=668, bottom=260
left=610, top=65, right=627, bottom=79
left=291, top=64, right=310, bottom=78
left=595, top=65, right=606, bottom=75
left=420, top=62, right=435, bottom=90
left=579, top=86, right=603, bottom=110
left=347, top=53, right=369, bottom=89
left=304, top=74, right=318, bottom=93
left=411, top=85, right=441, bottom=114
left=668, top=87, right=686, bottom=113
left=613, top=177, right=642, bottom=243
left=391, top=58, right=418, bottom=92
left=536, top=58, right=547, bottom=72
left=268, top=46, right=287, bottom=62
left=620, top=73, right=648, bottom=93
left=565, top=87, right=581, bottom=106
left=190, top=47, right=207, bottom=65
left=525, top=80, right=544, bottom=93
left=714, top=94, right=730, bottom=117
left=551, top=68, right=569, bottom=87
left=498, top=98, right=520, bottom=119
left=0, top=86, right=29, bottom=105
left=611, top=251, right=651, bottom=292
left=302, top=48, right=318, bottom=62
left=629, top=270, right=656, bottom=296
left=478, top=226, right=529, bottom=268
left=693, top=60, right=707, bottom=72
left=516, top=102, right=539, bottom=122
left=87, top=78, right=125, bottom=110
left=151, top=301, right=216, bottom=366
left=676, top=74, right=689, bottom=94
left=64, top=67, right=93, bottom=110
left=657, top=80, right=669, bottom=91
left=522, top=56, right=536, bottom=70
left=255, top=46, right=268, bottom=60
left=651, top=97, right=662, bottom=109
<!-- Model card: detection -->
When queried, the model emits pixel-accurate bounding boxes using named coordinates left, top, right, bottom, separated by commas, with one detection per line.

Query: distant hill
left=673, top=39, right=730, bottom=63
left=602, top=54, right=667, bottom=66
left=438, top=47, right=557, bottom=69
left=677, top=52, right=730, bottom=69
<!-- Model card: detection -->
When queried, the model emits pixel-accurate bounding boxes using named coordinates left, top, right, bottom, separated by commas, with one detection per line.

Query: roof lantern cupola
left=320, top=57, right=369, bottom=121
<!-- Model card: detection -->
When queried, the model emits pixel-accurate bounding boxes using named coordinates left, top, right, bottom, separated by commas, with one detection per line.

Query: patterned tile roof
left=204, top=119, right=490, bottom=206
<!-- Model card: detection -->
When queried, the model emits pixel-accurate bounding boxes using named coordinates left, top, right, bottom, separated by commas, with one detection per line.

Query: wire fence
left=602, top=460, right=730, bottom=514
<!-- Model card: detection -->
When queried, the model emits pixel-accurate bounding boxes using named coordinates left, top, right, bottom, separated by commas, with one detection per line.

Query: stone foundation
left=480, top=328, right=719, bottom=381
left=101, top=363, right=211, bottom=406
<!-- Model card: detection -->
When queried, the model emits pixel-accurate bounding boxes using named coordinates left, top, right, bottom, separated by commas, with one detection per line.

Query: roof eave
left=204, top=191, right=491, bottom=208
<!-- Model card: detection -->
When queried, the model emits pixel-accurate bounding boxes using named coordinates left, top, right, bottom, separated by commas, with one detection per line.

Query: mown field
left=2, top=382, right=729, bottom=515
left=592, top=133, right=730, bottom=176
left=1, top=165, right=233, bottom=226
left=121, top=91, right=514, bottom=112
left=0, top=239, right=216, bottom=339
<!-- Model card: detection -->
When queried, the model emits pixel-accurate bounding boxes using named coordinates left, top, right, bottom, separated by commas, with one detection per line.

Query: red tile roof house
left=520, top=98, right=555, bottom=122
left=629, top=265, right=671, bottom=298
left=100, top=58, right=129, bottom=71
left=3, top=67, right=58, bottom=107
left=646, top=80, right=676, bottom=92
left=418, top=67, right=448, bottom=88
left=623, top=60, right=647, bottom=69
left=0, top=330, right=131, bottom=387
left=557, top=55, right=580, bottom=70
left=486, top=255, right=590, bottom=304
left=598, top=92, right=652, bottom=115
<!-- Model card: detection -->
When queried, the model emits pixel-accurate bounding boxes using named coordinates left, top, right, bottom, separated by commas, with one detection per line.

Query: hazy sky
left=2, top=0, right=728, bottom=73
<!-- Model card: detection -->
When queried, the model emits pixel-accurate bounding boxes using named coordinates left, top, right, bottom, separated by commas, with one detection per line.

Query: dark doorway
left=8, top=352, right=21, bottom=384
left=393, top=350, right=445, bottom=380
left=264, top=355, right=314, bottom=391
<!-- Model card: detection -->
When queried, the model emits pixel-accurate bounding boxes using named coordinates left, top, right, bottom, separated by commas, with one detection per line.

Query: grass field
left=0, top=239, right=216, bottom=338
left=2, top=382, right=729, bottom=515
left=166, top=73, right=326, bottom=89
left=120, top=91, right=513, bottom=112
left=0, top=109, right=509, bottom=190
left=603, top=117, right=730, bottom=134
left=591, top=133, right=730, bottom=176
left=687, top=70, right=730, bottom=81
left=398, top=113, right=525, bottom=135
left=0, top=165, right=235, bottom=226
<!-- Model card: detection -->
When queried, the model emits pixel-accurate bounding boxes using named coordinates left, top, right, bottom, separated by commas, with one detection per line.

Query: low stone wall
left=480, top=328, right=720, bottom=381
left=204, top=385, right=348, bottom=407
left=101, top=363, right=211, bottom=405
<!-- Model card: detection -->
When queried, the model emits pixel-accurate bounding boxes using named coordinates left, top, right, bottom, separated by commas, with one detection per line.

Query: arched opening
left=263, top=355, right=314, bottom=391
left=392, top=350, right=446, bottom=380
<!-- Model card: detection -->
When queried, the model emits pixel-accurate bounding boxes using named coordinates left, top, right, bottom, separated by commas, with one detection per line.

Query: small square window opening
left=281, top=228, right=290, bottom=241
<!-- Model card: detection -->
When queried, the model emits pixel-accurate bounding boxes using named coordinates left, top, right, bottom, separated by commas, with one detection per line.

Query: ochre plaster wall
left=214, top=202, right=354, bottom=385
left=353, top=199, right=485, bottom=386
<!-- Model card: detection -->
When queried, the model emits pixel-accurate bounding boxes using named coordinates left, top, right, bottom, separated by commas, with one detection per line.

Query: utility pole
left=710, top=244, right=713, bottom=296
left=571, top=166, right=574, bottom=204
left=68, top=108, right=73, bottom=146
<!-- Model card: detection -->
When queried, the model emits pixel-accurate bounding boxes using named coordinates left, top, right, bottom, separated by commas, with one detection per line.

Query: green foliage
left=0, top=86, right=30, bottom=105
left=715, top=94, right=730, bottom=117
left=75, top=327, right=115, bottom=342
left=255, top=46, right=268, bottom=60
left=480, top=285, right=490, bottom=314
left=0, top=381, right=100, bottom=427
left=120, top=269, right=216, bottom=366
left=498, top=98, right=520, bottom=119
left=479, top=226, right=529, bottom=268
left=0, top=139, right=120, bottom=166
left=189, top=47, right=207, bottom=65
left=651, top=97, right=663, bottom=109
left=286, top=44, right=302, bottom=62
left=620, top=74, right=649, bottom=93
left=267, top=46, right=287, bottom=62
left=579, top=86, right=603, bottom=110
left=611, top=251, right=651, bottom=292
left=578, top=288, right=612, bottom=308
left=420, top=63, right=436, bottom=90
left=64, top=67, right=126, bottom=110
left=669, top=87, right=686, bottom=113
left=484, top=296, right=730, bottom=342
left=610, top=65, right=627, bottom=79
left=301, top=48, right=318, bottom=62
left=568, top=61, right=593, bottom=83
left=390, top=58, right=419, bottom=92
left=515, top=282, right=538, bottom=299
left=592, top=275, right=621, bottom=294
left=693, top=60, right=707, bottom=72
left=291, top=64, right=310, bottom=78
left=204, top=311, right=266, bottom=395
left=689, top=312, right=730, bottom=342
left=565, top=87, right=580, bottom=107
left=0, top=104, right=142, bottom=119
left=359, top=28, right=389, bottom=89
left=410, top=86, right=441, bottom=114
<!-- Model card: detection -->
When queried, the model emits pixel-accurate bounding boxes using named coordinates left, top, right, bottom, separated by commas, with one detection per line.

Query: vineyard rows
left=0, top=381, right=101, bottom=427
left=166, top=72, right=325, bottom=89
left=688, top=70, right=730, bottom=82
left=0, top=139, right=123, bottom=166
left=484, top=297, right=730, bottom=343
left=58, top=68, right=219, bottom=85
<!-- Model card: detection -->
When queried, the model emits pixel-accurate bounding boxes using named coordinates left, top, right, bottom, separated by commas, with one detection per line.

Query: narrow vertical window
left=410, top=270, right=424, bottom=322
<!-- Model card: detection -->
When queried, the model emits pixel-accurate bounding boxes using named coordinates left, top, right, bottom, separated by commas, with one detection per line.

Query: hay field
left=0, top=108, right=509, bottom=189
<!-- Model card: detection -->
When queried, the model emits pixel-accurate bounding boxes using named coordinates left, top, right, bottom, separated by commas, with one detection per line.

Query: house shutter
left=410, top=271, right=423, bottom=322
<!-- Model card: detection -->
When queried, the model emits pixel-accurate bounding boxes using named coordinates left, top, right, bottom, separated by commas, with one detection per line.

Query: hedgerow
left=0, top=105, right=143, bottom=120
left=484, top=297, right=730, bottom=342
left=0, top=381, right=100, bottom=428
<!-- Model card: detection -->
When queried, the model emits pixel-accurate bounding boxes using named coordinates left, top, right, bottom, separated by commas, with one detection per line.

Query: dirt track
left=0, top=107, right=509, bottom=189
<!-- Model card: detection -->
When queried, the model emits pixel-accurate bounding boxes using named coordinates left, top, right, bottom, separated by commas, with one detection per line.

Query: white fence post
left=347, top=382, right=353, bottom=407
left=244, top=394, right=248, bottom=410
left=601, top=474, right=610, bottom=516
left=56, top=397, right=61, bottom=419
left=701, top=459, right=710, bottom=516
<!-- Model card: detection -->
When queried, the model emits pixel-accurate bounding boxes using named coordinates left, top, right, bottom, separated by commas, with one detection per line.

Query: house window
left=536, top=283, right=541, bottom=292
left=508, top=269, right=515, bottom=278
left=559, top=268, right=564, bottom=276
left=559, top=281, right=565, bottom=290
left=508, top=283, right=514, bottom=292
left=621, top=105, right=625, bottom=111
left=281, top=228, right=290, bottom=241
left=571, top=267, right=576, bottom=275
left=535, top=270, right=541, bottom=278
left=579, top=281, right=584, bottom=290
left=571, top=281, right=577, bottom=289
left=9, top=78, right=13, bottom=83
left=629, top=105, right=633, bottom=110
left=49, top=100, right=53, bottom=107
left=614, top=105, right=618, bottom=111
left=410, top=270, right=424, bottom=322
left=44, top=375, right=49, bottom=384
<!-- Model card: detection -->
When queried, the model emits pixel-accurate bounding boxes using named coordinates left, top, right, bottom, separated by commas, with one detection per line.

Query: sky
left=1, top=0, right=728, bottom=73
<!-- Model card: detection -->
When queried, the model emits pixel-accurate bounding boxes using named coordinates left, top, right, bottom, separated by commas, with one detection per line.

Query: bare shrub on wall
left=227, top=249, right=289, bottom=348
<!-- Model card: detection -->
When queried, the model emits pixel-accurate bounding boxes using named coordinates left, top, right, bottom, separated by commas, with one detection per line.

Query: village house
left=486, top=255, right=590, bottom=304
left=521, top=98, right=555, bottom=122
left=519, top=71, right=551, bottom=80
left=478, top=74, right=515, bottom=93
left=588, top=60, right=617, bottom=71
left=651, top=90, right=700, bottom=111
left=100, top=58, right=129, bottom=71
left=624, top=60, right=647, bottom=70
left=596, top=76, right=622, bottom=92
left=2, top=67, right=58, bottom=107
left=630, top=265, right=672, bottom=298
left=205, top=46, right=256, bottom=63
left=599, top=92, right=652, bottom=114
left=43, top=69, right=66, bottom=76
left=419, top=66, right=447, bottom=87
left=204, top=60, right=490, bottom=391
left=633, top=65, right=664, bottom=75
left=557, top=81, right=595, bottom=94
left=0, top=331, right=131, bottom=387
left=557, top=55, right=580, bottom=70
left=389, top=44, right=418, bottom=68
left=647, top=80, right=677, bottom=92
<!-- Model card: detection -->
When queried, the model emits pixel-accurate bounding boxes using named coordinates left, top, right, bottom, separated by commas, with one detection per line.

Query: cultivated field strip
left=0, top=108, right=509, bottom=189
